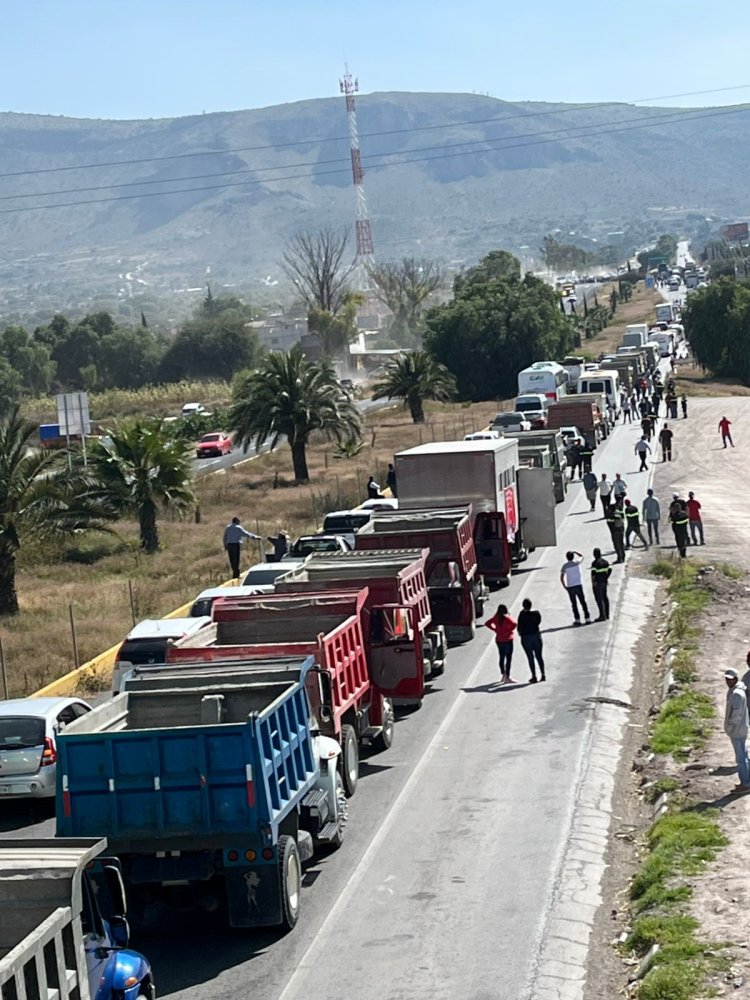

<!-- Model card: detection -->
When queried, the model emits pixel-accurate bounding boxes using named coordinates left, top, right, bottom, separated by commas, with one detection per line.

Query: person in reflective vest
left=590, top=548, right=612, bottom=621
left=578, top=440, right=594, bottom=474
left=607, top=501, right=626, bottom=563
left=669, top=495, right=689, bottom=557
left=624, top=498, right=649, bottom=549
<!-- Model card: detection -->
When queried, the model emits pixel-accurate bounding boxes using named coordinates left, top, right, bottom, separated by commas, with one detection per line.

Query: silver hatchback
left=0, top=697, right=92, bottom=799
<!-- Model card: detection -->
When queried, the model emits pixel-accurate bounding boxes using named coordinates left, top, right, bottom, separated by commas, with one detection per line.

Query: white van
left=577, top=370, right=621, bottom=416
left=517, top=362, right=568, bottom=401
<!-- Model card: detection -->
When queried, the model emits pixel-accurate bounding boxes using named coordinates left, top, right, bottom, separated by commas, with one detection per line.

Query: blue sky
left=2, top=0, right=750, bottom=119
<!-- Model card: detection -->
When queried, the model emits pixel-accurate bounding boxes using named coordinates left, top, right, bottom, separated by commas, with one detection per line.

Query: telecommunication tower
left=339, top=66, right=374, bottom=283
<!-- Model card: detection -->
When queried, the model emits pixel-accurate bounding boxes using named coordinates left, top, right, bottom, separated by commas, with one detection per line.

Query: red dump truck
left=165, top=589, right=392, bottom=796
left=545, top=398, right=606, bottom=450
left=274, top=548, right=447, bottom=694
left=354, top=507, right=486, bottom=644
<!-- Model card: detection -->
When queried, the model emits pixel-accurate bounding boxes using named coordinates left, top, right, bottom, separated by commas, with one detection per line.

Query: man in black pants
left=590, top=548, right=612, bottom=621
left=517, top=598, right=545, bottom=682
left=607, top=501, right=627, bottom=563
left=222, top=516, right=261, bottom=578
left=659, top=423, right=674, bottom=462
left=559, top=550, right=591, bottom=626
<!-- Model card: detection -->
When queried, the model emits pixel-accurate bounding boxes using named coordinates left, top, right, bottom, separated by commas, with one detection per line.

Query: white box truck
left=622, top=323, right=649, bottom=349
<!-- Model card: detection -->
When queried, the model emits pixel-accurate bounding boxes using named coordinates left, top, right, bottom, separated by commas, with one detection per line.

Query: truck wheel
left=372, top=698, right=395, bottom=752
left=430, top=657, right=445, bottom=677
left=327, top=770, right=348, bottom=851
left=339, top=724, right=359, bottom=797
left=277, top=835, right=301, bottom=931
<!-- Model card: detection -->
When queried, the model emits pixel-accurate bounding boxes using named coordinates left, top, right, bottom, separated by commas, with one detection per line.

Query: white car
left=181, top=402, right=206, bottom=416
left=359, top=497, right=398, bottom=511
left=241, top=560, right=305, bottom=587
left=0, top=697, right=92, bottom=800
left=112, top=616, right=212, bottom=693
left=190, top=584, right=279, bottom=618
left=286, top=535, right=352, bottom=559
left=464, top=431, right=501, bottom=441
left=491, top=411, right=532, bottom=433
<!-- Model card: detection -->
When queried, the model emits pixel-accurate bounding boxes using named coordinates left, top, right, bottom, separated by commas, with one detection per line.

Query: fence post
left=128, top=581, right=136, bottom=627
left=0, top=636, right=8, bottom=699
left=69, top=605, right=80, bottom=670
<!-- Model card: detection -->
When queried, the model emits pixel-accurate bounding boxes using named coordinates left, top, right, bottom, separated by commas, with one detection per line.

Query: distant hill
left=0, top=93, right=748, bottom=317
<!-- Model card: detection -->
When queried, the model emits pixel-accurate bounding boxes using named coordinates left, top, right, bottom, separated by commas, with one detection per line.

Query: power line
left=0, top=83, right=747, bottom=182
left=0, top=101, right=747, bottom=211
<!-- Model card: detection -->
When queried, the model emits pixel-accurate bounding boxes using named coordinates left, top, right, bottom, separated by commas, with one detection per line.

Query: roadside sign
left=56, top=392, right=91, bottom=436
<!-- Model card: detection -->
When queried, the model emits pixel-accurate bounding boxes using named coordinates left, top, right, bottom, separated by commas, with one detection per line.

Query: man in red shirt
left=719, top=416, right=734, bottom=448
left=686, top=491, right=705, bottom=545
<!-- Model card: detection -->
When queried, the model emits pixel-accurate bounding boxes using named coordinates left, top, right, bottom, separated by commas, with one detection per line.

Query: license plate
left=0, top=784, right=29, bottom=795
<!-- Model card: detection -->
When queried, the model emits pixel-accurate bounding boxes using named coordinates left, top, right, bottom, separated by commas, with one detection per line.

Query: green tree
left=367, top=257, right=444, bottom=342
left=307, top=295, right=362, bottom=357
left=0, top=407, right=114, bottom=615
left=0, top=326, right=55, bottom=394
left=371, top=351, right=456, bottom=423
left=229, top=346, right=361, bottom=482
left=159, top=299, right=259, bottom=382
left=684, top=278, right=750, bottom=382
left=424, top=251, right=576, bottom=400
left=87, top=420, right=195, bottom=553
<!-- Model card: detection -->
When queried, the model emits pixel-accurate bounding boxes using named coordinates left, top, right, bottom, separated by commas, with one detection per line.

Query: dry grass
left=670, top=358, right=750, bottom=398
left=582, top=283, right=663, bottom=358
left=0, top=399, right=499, bottom=696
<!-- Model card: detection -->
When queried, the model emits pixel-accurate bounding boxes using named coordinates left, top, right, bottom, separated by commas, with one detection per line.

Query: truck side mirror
left=315, top=669, right=334, bottom=722
left=102, top=864, right=127, bottom=920
left=108, top=914, right=130, bottom=948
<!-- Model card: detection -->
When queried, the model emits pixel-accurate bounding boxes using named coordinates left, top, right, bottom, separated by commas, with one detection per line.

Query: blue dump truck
left=56, top=655, right=346, bottom=930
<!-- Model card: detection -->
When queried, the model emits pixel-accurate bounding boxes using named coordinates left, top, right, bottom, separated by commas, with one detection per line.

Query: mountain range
left=0, top=92, right=748, bottom=318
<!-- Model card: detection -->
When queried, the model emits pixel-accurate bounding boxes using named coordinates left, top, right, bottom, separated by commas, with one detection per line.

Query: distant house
left=247, top=312, right=306, bottom=352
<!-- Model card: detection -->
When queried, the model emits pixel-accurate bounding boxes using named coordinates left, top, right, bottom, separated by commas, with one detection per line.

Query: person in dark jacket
left=624, top=498, right=649, bottom=549
left=267, top=530, right=289, bottom=561
left=607, top=501, right=626, bottom=563
left=517, top=598, right=545, bottom=683
left=669, top=495, right=689, bottom=557
left=590, top=548, right=612, bottom=621
left=386, top=463, right=397, bottom=497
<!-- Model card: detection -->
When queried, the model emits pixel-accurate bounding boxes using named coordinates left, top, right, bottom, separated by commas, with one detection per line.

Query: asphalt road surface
left=1, top=394, right=669, bottom=1000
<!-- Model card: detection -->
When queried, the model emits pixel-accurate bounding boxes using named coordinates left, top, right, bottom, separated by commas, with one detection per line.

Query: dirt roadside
left=584, top=395, right=750, bottom=999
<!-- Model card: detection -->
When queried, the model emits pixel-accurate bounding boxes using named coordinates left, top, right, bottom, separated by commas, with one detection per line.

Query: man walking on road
left=659, top=422, right=674, bottom=462
left=641, top=414, right=654, bottom=441
left=686, top=491, right=705, bottom=545
left=590, top=548, right=612, bottom=621
left=622, top=395, right=632, bottom=423
left=568, top=439, right=583, bottom=480
left=719, top=416, right=734, bottom=448
left=724, top=668, right=750, bottom=794
left=582, top=469, right=598, bottom=511
left=669, top=495, right=689, bottom=558
left=612, top=473, right=627, bottom=504
left=517, top=598, right=545, bottom=683
left=560, top=551, right=591, bottom=626
left=634, top=436, right=652, bottom=471
left=642, top=488, right=661, bottom=545
left=223, top=516, right=261, bottom=578
left=579, top=440, right=594, bottom=474
left=624, top=498, right=649, bottom=549
left=607, top=501, right=627, bottom=563
left=598, top=474, right=613, bottom=517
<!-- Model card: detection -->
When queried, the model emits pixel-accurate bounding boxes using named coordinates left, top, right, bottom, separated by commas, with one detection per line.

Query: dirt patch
left=582, top=283, right=662, bottom=358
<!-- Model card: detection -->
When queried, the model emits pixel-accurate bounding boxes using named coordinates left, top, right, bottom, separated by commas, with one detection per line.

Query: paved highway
left=1, top=386, right=669, bottom=999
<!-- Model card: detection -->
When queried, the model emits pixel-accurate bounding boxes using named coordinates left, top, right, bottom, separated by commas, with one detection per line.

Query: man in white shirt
left=598, top=474, right=613, bottom=517
left=560, top=550, right=591, bottom=626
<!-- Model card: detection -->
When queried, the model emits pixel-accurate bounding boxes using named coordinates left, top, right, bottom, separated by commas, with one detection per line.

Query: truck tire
left=339, top=724, right=359, bottom=797
left=277, top=835, right=301, bottom=931
left=372, top=698, right=395, bottom=752
left=326, top=770, right=348, bottom=851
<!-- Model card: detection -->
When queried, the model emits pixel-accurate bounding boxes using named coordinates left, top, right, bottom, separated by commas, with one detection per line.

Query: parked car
left=241, top=560, right=305, bottom=587
left=0, top=697, right=92, bottom=800
left=359, top=497, right=398, bottom=511
left=464, top=431, right=501, bottom=441
left=287, top=534, right=352, bottom=558
left=491, top=411, right=532, bottom=433
left=189, top=584, right=278, bottom=617
left=523, top=409, right=548, bottom=429
left=111, top=616, right=212, bottom=693
left=558, top=425, right=587, bottom=444
left=196, top=432, right=232, bottom=458
left=181, top=402, right=206, bottom=416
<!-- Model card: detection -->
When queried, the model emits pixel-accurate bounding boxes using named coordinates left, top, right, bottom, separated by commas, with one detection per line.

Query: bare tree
left=367, top=257, right=445, bottom=338
left=282, top=228, right=355, bottom=316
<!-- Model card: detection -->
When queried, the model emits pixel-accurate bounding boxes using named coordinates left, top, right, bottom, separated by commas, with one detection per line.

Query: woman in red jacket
left=483, top=603, right=517, bottom=684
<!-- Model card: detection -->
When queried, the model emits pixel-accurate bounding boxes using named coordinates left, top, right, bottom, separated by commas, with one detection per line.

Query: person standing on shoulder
left=719, top=416, right=734, bottom=448
left=579, top=439, right=594, bottom=474
left=223, top=516, right=261, bottom=578
left=590, top=548, right=612, bottom=621
left=567, top=439, right=583, bottom=481
left=517, top=598, right=545, bottom=683
left=612, top=472, right=628, bottom=504
left=681, top=394, right=688, bottom=419
left=622, top=395, right=632, bottom=423
left=669, top=495, right=689, bottom=558
left=659, top=422, right=674, bottom=462
left=598, top=473, right=613, bottom=517
left=367, top=475, right=384, bottom=499
left=724, top=668, right=750, bottom=794
left=642, top=488, right=661, bottom=545
left=686, top=491, right=705, bottom=545
left=634, top=436, right=652, bottom=471
left=624, top=498, right=649, bottom=549
left=482, top=603, right=517, bottom=685
left=607, top=500, right=627, bottom=563
left=582, top=468, right=598, bottom=511
left=560, top=550, right=591, bottom=626
left=386, top=463, right=398, bottom=497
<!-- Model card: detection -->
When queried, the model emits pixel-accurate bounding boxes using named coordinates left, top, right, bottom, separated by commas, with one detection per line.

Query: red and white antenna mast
left=339, top=65, right=374, bottom=285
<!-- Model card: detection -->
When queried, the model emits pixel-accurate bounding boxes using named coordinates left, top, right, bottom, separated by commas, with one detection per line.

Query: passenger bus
left=517, top=361, right=568, bottom=401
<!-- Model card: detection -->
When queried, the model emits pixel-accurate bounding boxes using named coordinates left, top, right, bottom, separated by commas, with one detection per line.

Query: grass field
left=0, top=399, right=499, bottom=696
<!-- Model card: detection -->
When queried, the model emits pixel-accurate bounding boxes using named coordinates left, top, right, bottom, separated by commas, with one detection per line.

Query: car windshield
left=324, top=514, right=369, bottom=532
left=242, top=567, right=286, bottom=585
left=201, top=434, right=221, bottom=442
left=0, top=716, right=45, bottom=750
left=292, top=538, right=341, bottom=556
left=119, top=639, right=169, bottom=665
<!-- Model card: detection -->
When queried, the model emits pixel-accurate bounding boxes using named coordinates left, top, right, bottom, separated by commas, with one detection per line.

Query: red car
left=195, top=432, right=233, bottom=458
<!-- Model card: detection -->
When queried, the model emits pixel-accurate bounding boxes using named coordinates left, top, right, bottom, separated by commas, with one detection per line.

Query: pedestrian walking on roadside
left=624, top=498, right=649, bottom=549
left=386, top=463, right=398, bottom=497
left=719, top=416, right=734, bottom=448
left=686, top=491, right=705, bottom=545
left=482, top=603, right=517, bottom=684
left=582, top=469, right=598, bottom=511
left=639, top=398, right=650, bottom=420
left=590, top=548, right=612, bottom=621
left=622, top=395, right=632, bottom=423
left=598, top=473, right=613, bottom=517
left=669, top=495, right=689, bottom=557
left=642, top=488, right=661, bottom=545
left=517, top=598, right=545, bottom=683
left=607, top=501, right=627, bottom=563
left=367, top=475, right=384, bottom=499
left=612, top=472, right=627, bottom=504
left=223, top=516, right=261, bottom=578
left=680, top=394, right=688, bottom=419
left=634, top=436, right=652, bottom=471
left=568, top=439, right=583, bottom=480
left=659, top=422, right=674, bottom=462
left=651, top=390, right=661, bottom=415
left=641, top=415, right=653, bottom=441
left=266, top=529, right=289, bottom=561
left=724, top=668, right=750, bottom=794
left=560, top=551, right=591, bottom=626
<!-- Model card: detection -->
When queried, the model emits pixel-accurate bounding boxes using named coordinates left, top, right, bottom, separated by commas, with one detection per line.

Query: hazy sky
left=2, top=0, right=749, bottom=119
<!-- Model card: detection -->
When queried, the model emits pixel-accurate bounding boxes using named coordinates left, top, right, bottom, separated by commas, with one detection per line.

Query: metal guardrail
left=0, top=907, right=87, bottom=1000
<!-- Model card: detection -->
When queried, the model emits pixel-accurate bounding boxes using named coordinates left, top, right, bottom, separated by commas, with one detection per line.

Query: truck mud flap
left=224, top=861, right=283, bottom=927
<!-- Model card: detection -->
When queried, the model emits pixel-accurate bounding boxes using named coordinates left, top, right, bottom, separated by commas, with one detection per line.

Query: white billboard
left=56, top=392, right=91, bottom=437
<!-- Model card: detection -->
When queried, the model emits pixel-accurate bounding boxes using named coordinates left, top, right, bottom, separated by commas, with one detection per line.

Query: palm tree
left=87, top=419, right=195, bottom=553
left=0, top=407, right=114, bottom=615
left=229, top=346, right=361, bottom=482
left=371, top=351, right=456, bottom=423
